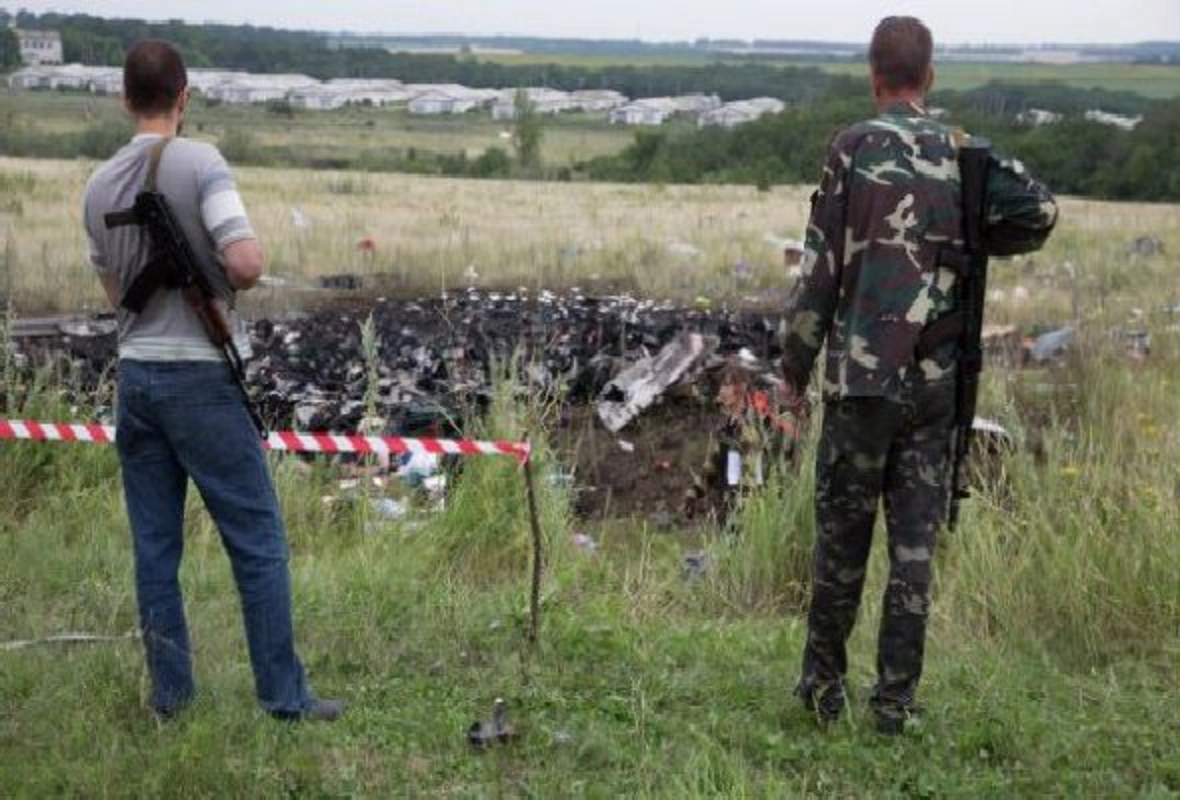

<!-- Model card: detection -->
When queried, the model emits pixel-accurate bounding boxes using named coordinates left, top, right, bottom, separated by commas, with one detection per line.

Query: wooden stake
left=521, top=436, right=543, bottom=645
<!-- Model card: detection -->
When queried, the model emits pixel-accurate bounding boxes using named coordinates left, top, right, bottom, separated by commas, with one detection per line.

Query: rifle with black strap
left=946, top=137, right=991, bottom=530
left=104, top=138, right=265, bottom=437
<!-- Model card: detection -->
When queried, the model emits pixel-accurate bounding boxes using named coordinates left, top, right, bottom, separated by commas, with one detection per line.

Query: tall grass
left=1, top=159, right=1179, bottom=793
left=430, top=363, right=573, bottom=587
left=2, top=341, right=1178, bottom=794
left=703, top=451, right=817, bottom=615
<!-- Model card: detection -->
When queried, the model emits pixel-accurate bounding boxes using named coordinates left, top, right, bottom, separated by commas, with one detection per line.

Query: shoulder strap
left=143, top=137, right=173, bottom=192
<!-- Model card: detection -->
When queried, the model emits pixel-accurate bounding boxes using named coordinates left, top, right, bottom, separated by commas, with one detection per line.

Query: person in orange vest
left=682, top=359, right=802, bottom=527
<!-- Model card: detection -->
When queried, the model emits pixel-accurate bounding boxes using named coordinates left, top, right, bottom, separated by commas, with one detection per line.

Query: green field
left=0, top=90, right=640, bottom=167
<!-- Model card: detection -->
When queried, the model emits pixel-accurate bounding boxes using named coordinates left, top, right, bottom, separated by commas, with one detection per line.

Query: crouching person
left=682, top=360, right=802, bottom=527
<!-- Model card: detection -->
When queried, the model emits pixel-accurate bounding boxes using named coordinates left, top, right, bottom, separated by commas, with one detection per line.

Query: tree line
left=583, top=90, right=1180, bottom=201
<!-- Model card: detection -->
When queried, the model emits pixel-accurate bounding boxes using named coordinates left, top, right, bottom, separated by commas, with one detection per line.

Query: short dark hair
left=869, top=16, right=933, bottom=92
left=720, top=361, right=757, bottom=388
left=123, top=39, right=187, bottom=115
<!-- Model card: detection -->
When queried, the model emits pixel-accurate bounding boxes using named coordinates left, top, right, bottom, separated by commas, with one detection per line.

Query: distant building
left=408, top=90, right=467, bottom=115
left=570, top=89, right=627, bottom=113
left=1015, top=108, right=1062, bottom=126
left=1084, top=109, right=1142, bottom=131
left=7, top=64, right=117, bottom=92
left=15, top=29, right=63, bottom=66
left=202, top=73, right=318, bottom=104
left=668, top=93, right=722, bottom=115
left=609, top=100, right=674, bottom=126
left=405, top=85, right=495, bottom=115
left=698, top=97, right=785, bottom=129
left=290, top=79, right=412, bottom=109
left=490, top=88, right=574, bottom=120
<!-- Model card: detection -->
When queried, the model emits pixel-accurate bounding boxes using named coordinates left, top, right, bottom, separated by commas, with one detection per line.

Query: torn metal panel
left=596, top=332, right=715, bottom=433
left=1027, top=326, right=1075, bottom=364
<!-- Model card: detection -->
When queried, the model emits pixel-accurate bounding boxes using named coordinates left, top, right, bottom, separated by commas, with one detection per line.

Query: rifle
left=946, top=137, right=991, bottom=530
left=104, top=138, right=266, bottom=437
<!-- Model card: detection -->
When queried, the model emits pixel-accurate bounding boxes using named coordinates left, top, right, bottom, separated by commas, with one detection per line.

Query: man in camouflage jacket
left=784, top=16, right=1057, bottom=734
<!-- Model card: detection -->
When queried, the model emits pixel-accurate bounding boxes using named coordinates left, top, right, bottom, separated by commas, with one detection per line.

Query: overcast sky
left=13, top=0, right=1180, bottom=44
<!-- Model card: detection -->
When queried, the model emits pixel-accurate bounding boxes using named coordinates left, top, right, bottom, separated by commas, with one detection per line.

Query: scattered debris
left=1, top=631, right=139, bottom=652
left=648, top=511, right=674, bottom=530
left=682, top=551, right=708, bottom=580
left=1123, top=330, right=1151, bottom=361
left=398, top=451, right=441, bottom=488
left=763, top=233, right=805, bottom=263
left=666, top=240, right=704, bottom=259
left=319, top=274, right=363, bottom=291
left=971, top=417, right=1015, bottom=453
left=258, top=274, right=297, bottom=289
left=597, top=332, right=715, bottom=433
left=1027, top=326, right=1076, bottom=365
left=467, top=698, right=517, bottom=749
left=6, top=291, right=1036, bottom=522
left=572, top=533, right=598, bottom=553
left=1129, top=236, right=1164, bottom=258
left=370, top=497, right=408, bottom=520
left=58, top=318, right=118, bottom=338
left=547, top=467, right=576, bottom=489
left=982, top=324, right=1023, bottom=368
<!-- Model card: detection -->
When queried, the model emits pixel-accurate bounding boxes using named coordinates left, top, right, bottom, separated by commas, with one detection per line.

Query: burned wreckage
left=5, top=288, right=1019, bottom=520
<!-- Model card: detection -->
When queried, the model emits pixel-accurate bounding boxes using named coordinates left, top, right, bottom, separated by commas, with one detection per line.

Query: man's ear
left=923, top=65, right=935, bottom=94
left=177, top=87, right=190, bottom=116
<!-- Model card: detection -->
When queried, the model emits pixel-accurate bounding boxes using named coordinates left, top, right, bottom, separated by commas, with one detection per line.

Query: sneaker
left=795, top=679, right=846, bottom=723
left=272, top=698, right=346, bottom=723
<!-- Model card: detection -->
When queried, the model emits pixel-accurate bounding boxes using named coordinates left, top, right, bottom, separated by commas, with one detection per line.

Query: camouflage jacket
left=782, top=102, right=1058, bottom=400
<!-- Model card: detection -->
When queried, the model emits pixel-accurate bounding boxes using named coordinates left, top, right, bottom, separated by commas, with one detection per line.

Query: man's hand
left=221, top=238, right=265, bottom=290
left=773, top=381, right=809, bottom=419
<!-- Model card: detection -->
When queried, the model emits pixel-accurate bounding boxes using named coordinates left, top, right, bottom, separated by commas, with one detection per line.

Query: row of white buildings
left=1015, top=106, right=1143, bottom=130
left=6, top=64, right=788, bottom=128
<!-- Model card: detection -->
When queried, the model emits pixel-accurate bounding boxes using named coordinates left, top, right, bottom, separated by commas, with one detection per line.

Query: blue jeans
left=116, top=359, right=311, bottom=715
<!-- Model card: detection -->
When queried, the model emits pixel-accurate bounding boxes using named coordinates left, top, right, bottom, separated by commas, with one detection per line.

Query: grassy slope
left=0, top=91, right=636, bottom=165
left=3, top=305, right=1180, bottom=795
left=2, top=156, right=1180, bottom=795
left=0, top=435, right=1177, bottom=796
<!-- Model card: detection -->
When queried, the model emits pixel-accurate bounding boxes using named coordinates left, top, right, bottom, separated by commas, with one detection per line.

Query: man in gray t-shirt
left=83, top=39, right=341, bottom=722
left=83, top=131, right=256, bottom=360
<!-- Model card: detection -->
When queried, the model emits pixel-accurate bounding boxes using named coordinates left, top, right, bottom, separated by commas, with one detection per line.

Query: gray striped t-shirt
left=83, top=134, right=255, bottom=361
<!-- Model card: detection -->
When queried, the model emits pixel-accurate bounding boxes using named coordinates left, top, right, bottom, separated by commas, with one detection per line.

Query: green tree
left=511, top=88, right=543, bottom=169
left=0, top=27, right=20, bottom=70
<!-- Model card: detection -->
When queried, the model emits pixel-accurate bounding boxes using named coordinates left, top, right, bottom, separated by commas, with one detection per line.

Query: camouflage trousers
left=799, top=382, right=955, bottom=715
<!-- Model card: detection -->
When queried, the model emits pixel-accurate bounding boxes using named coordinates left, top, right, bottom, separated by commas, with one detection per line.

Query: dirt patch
left=555, top=400, right=720, bottom=521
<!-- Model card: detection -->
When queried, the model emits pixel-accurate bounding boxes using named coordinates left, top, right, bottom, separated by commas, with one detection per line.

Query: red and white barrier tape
left=0, top=419, right=530, bottom=464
